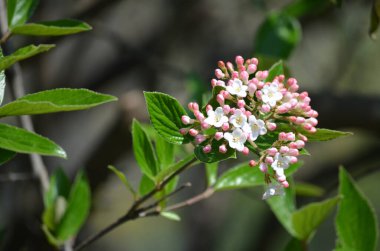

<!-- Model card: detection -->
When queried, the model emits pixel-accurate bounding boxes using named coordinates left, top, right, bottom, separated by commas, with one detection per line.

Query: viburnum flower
left=204, top=107, right=228, bottom=127
left=180, top=55, right=319, bottom=199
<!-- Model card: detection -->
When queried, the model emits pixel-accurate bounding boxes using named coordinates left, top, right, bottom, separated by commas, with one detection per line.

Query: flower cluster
left=180, top=56, right=318, bottom=199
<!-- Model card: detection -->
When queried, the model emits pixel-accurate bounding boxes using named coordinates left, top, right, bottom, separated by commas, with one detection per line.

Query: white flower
left=229, top=109, right=247, bottom=128
left=262, top=184, right=284, bottom=200
left=271, top=153, right=291, bottom=170
left=243, top=115, right=267, bottom=141
left=223, top=128, right=247, bottom=151
left=261, top=82, right=283, bottom=107
left=226, top=79, right=248, bottom=97
left=204, top=107, right=228, bottom=128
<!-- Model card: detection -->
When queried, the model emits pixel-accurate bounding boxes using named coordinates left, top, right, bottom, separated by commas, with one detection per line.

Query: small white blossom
left=261, top=82, right=283, bottom=107
left=226, top=79, right=248, bottom=97
left=204, top=107, right=228, bottom=127
left=224, top=128, right=247, bottom=151
left=271, top=153, right=291, bottom=170
left=262, top=184, right=284, bottom=200
left=229, top=109, right=247, bottom=128
left=243, top=115, right=267, bottom=141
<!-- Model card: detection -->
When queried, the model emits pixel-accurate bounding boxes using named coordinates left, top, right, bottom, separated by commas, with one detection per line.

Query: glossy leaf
left=254, top=12, right=302, bottom=59
left=0, top=148, right=16, bottom=165
left=155, top=135, right=175, bottom=170
left=139, top=174, right=155, bottom=196
left=108, top=165, right=136, bottom=198
left=283, top=238, right=303, bottom=251
left=295, top=182, right=324, bottom=197
left=156, top=154, right=196, bottom=183
left=369, top=0, right=380, bottom=39
left=301, top=128, right=352, bottom=142
left=7, top=0, right=39, bottom=28
left=11, top=19, right=92, bottom=36
left=144, top=92, right=190, bottom=145
left=132, top=119, right=158, bottom=179
left=267, top=179, right=297, bottom=236
left=205, top=162, right=218, bottom=187
left=335, top=168, right=378, bottom=251
left=292, top=197, right=339, bottom=240
left=161, top=211, right=181, bottom=221
left=215, top=162, right=302, bottom=191
left=0, top=88, right=116, bottom=117
left=0, top=123, right=66, bottom=158
left=266, top=60, right=284, bottom=82
left=0, top=44, right=55, bottom=71
left=55, top=172, right=91, bottom=241
left=283, top=0, right=332, bottom=18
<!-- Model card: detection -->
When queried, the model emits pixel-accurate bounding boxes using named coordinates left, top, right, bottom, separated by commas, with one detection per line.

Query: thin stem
left=74, top=156, right=198, bottom=251
left=165, top=187, right=214, bottom=211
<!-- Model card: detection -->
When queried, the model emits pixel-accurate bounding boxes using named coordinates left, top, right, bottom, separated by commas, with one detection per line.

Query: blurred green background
left=1, top=0, right=379, bottom=250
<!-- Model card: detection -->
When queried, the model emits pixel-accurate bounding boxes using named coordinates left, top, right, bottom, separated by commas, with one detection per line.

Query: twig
left=165, top=187, right=214, bottom=211
left=74, top=156, right=198, bottom=251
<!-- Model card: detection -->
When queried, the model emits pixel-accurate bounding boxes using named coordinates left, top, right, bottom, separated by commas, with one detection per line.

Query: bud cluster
left=180, top=56, right=318, bottom=199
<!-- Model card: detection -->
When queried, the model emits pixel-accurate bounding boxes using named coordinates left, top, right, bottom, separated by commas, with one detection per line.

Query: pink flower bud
left=277, top=75, right=285, bottom=83
left=306, top=117, right=318, bottom=127
left=222, top=123, right=229, bottom=131
left=280, top=146, right=289, bottom=154
left=309, top=127, right=317, bottom=133
left=195, top=134, right=206, bottom=144
left=245, top=111, right=251, bottom=117
left=188, top=102, right=194, bottom=111
left=255, top=90, right=262, bottom=100
left=289, top=116, right=297, bottom=123
left=249, top=160, right=257, bottom=167
left=179, top=128, right=188, bottom=135
left=289, top=156, right=298, bottom=164
left=288, top=148, right=299, bottom=156
left=227, top=62, right=234, bottom=72
left=203, top=145, right=212, bottom=153
left=288, top=142, right=298, bottom=149
left=211, top=79, right=217, bottom=87
left=286, top=132, right=296, bottom=141
left=235, top=55, right=244, bottom=66
left=242, top=147, right=249, bottom=155
left=295, top=140, right=305, bottom=149
left=216, top=94, right=225, bottom=106
left=215, top=69, right=224, bottom=79
left=265, top=156, right=274, bottom=164
left=206, top=105, right=213, bottom=113
left=232, top=71, right=239, bottom=79
left=201, top=122, right=210, bottom=129
left=277, top=175, right=286, bottom=182
left=303, top=123, right=312, bottom=131
left=298, top=134, right=308, bottom=142
left=237, top=99, right=245, bottom=108
left=222, top=90, right=232, bottom=99
left=256, top=70, right=269, bottom=80
left=251, top=57, right=259, bottom=65
left=192, top=102, right=199, bottom=111
left=259, top=163, right=268, bottom=173
left=266, top=122, right=277, bottom=131
left=218, top=60, right=225, bottom=69
left=256, top=81, right=265, bottom=89
left=282, top=180, right=289, bottom=188
left=278, top=132, right=287, bottom=141
left=248, top=82, right=257, bottom=96
left=214, top=132, right=224, bottom=141
left=287, top=78, right=297, bottom=87
left=276, top=105, right=289, bottom=114
left=216, top=80, right=225, bottom=86
left=267, top=147, right=278, bottom=156
left=181, top=115, right=193, bottom=125
left=223, top=105, right=231, bottom=114
left=247, top=64, right=257, bottom=74
left=189, top=128, right=199, bottom=136
left=261, top=104, right=271, bottom=113
left=219, top=144, right=227, bottom=153
left=311, top=110, right=319, bottom=118
left=289, top=83, right=299, bottom=92
left=240, top=71, right=249, bottom=83
left=295, top=117, right=305, bottom=124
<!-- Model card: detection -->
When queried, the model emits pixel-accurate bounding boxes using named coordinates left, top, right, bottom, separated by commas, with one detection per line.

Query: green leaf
left=0, top=123, right=66, bottom=158
left=266, top=60, right=284, bottom=82
left=283, top=0, right=333, bottom=18
left=0, top=88, right=117, bottom=117
left=156, top=154, right=197, bottom=183
left=55, top=171, right=91, bottom=241
left=144, top=92, right=190, bottom=145
left=267, top=179, right=297, bottom=236
left=108, top=165, right=136, bottom=198
left=301, top=128, right=352, bottom=141
left=292, top=197, right=339, bottom=240
left=215, top=161, right=302, bottom=191
left=0, top=148, right=16, bottom=165
left=283, top=238, right=303, bottom=251
left=161, top=211, right=181, bottom=221
left=205, top=162, right=218, bottom=187
left=10, top=19, right=92, bottom=36
left=369, top=0, right=380, bottom=39
left=155, top=135, right=175, bottom=170
left=295, top=182, right=324, bottom=197
left=194, top=140, right=236, bottom=163
left=335, top=168, right=378, bottom=251
left=0, top=44, right=55, bottom=71
left=139, top=174, right=155, bottom=196
left=254, top=12, right=302, bottom=59
left=132, top=119, right=158, bottom=179
left=42, top=225, right=60, bottom=247
left=7, top=0, right=39, bottom=28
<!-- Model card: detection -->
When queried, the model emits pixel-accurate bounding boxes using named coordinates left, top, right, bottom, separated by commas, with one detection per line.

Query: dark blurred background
left=0, top=0, right=380, bottom=250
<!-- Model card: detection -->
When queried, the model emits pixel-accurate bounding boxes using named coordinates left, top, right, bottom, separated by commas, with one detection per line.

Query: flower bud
left=237, top=99, right=245, bottom=108
left=214, top=132, right=224, bottom=141
left=259, top=163, right=268, bottom=173
left=219, top=144, right=227, bottom=153
left=195, top=134, right=206, bottom=144
left=265, top=156, right=274, bottom=164
left=267, top=147, right=278, bottom=156
left=247, top=64, right=257, bottom=74
left=179, top=128, right=189, bottom=135
left=288, top=148, right=299, bottom=156
left=261, top=104, right=271, bottom=113
left=235, top=55, right=244, bottom=66
left=242, top=147, right=249, bottom=155
left=249, top=160, right=257, bottom=167
left=216, top=94, right=225, bottom=106
left=215, top=69, right=224, bottom=79
left=203, top=145, right=212, bottom=153
left=280, top=146, right=289, bottom=154
left=189, top=128, right=199, bottom=136
left=181, top=115, right=193, bottom=125
left=266, top=122, right=277, bottom=131
left=223, top=105, right=231, bottom=114
left=222, top=122, right=229, bottom=131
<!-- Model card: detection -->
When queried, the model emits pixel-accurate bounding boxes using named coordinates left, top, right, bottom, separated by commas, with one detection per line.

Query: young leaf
left=0, top=44, right=55, bottom=71
left=0, top=148, right=16, bottom=165
left=10, top=19, right=92, bottom=36
left=292, top=196, right=339, bottom=240
left=214, top=161, right=302, bottom=191
left=0, top=123, right=66, bottom=158
left=161, top=211, right=181, bottom=221
left=132, top=119, right=158, bottom=179
left=0, top=88, right=117, bottom=117
left=335, top=168, right=378, bottom=251
left=108, top=165, right=136, bottom=198
left=139, top=174, right=155, bottom=196
left=301, top=128, right=352, bottom=141
left=55, top=171, right=91, bottom=241
left=267, top=179, right=297, bottom=236
left=7, top=0, right=39, bottom=28
left=254, top=12, right=302, bottom=60
left=266, top=60, right=284, bottom=82
left=144, top=92, right=190, bottom=145
left=205, top=162, right=218, bottom=187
